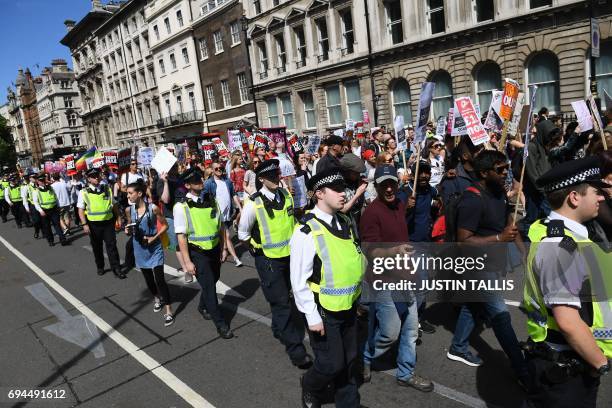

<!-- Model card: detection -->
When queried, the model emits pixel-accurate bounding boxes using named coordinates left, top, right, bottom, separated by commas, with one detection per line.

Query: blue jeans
left=363, top=300, right=419, bottom=381
left=520, top=189, right=551, bottom=238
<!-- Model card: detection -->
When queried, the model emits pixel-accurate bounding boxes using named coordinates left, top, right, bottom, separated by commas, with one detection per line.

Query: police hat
left=307, top=168, right=345, bottom=193
left=537, top=156, right=611, bottom=193
left=181, top=168, right=203, bottom=184
left=256, top=159, right=280, bottom=179
left=85, top=168, right=100, bottom=178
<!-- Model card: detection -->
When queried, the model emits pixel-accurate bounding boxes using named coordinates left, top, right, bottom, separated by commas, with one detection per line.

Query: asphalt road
left=0, top=216, right=610, bottom=408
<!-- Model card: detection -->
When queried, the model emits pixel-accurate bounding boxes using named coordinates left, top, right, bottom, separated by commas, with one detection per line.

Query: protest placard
left=446, top=109, right=454, bottom=135
left=307, top=134, right=321, bottom=155
left=212, top=137, right=230, bottom=158
left=571, top=100, right=594, bottom=132
left=499, top=79, right=520, bottom=121
left=117, top=148, right=132, bottom=173
left=394, top=115, right=407, bottom=150
left=137, top=147, right=154, bottom=168
left=435, top=116, right=446, bottom=138
left=362, top=110, right=370, bottom=124
left=484, top=90, right=504, bottom=131
left=452, top=103, right=481, bottom=136
left=104, top=151, right=118, bottom=170
left=228, top=130, right=243, bottom=151
left=292, top=175, right=307, bottom=208
left=201, top=139, right=216, bottom=164
left=287, top=134, right=304, bottom=155
left=151, top=146, right=177, bottom=175
left=455, top=97, right=488, bottom=146
left=415, top=82, right=435, bottom=143
left=91, top=157, right=105, bottom=169
left=507, top=92, right=525, bottom=137
left=65, top=155, right=76, bottom=176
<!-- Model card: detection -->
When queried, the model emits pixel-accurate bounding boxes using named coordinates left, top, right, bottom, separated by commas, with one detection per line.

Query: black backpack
left=444, top=185, right=482, bottom=243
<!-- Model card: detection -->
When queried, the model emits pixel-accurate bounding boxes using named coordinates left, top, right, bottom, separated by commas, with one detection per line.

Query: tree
left=0, top=115, right=17, bottom=170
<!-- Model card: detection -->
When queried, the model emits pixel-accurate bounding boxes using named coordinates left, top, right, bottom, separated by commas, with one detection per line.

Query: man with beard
left=446, top=150, right=529, bottom=388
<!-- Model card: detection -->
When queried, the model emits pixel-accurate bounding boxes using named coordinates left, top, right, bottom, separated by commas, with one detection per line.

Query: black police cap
left=307, top=168, right=345, bottom=192
left=537, top=156, right=610, bottom=193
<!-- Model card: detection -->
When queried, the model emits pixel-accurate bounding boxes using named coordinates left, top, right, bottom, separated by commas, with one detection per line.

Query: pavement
left=0, top=216, right=610, bottom=408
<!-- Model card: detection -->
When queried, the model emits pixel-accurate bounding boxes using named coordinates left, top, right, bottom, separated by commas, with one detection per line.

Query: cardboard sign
left=394, top=115, right=407, bottom=150
left=435, top=116, right=446, bottom=138
left=176, top=144, right=186, bottom=164
left=228, top=130, right=243, bottom=151
left=307, top=134, right=322, bottom=155
left=151, top=146, right=178, bottom=175
left=588, top=95, right=604, bottom=132
left=571, top=100, right=594, bottom=132
left=104, top=151, right=118, bottom=170
left=362, top=110, right=370, bottom=125
left=452, top=103, right=481, bottom=136
left=333, top=128, right=344, bottom=138
left=201, top=139, right=216, bottom=164
left=415, top=82, right=435, bottom=143
left=507, top=92, right=525, bottom=137
left=499, top=79, right=520, bottom=121
left=137, top=147, right=154, bottom=168
left=212, top=137, right=229, bottom=157
left=117, top=148, right=132, bottom=173
left=288, top=134, right=304, bottom=155
left=292, top=175, right=307, bottom=208
left=65, top=155, right=76, bottom=176
left=455, top=97, right=488, bottom=146
left=253, top=134, right=268, bottom=150
left=345, top=119, right=355, bottom=131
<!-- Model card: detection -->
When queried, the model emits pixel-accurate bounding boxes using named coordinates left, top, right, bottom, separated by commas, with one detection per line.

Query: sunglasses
left=130, top=162, right=137, bottom=165
left=252, top=160, right=260, bottom=164
left=492, top=164, right=509, bottom=174
left=213, top=167, right=222, bottom=171
left=432, top=144, right=443, bottom=149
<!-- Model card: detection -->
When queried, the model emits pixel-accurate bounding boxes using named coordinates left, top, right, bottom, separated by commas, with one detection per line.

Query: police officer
left=523, top=156, right=611, bottom=408
left=78, top=168, right=124, bottom=278
left=238, top=159, right=312, bottom=368
left=0, top=173, right=9, bottom=223
left=4, top=175, right=24, bottom=228
left=20, top=174, right=32, bottom=228
left=32, top=173, right=68, bottom=246
left=173, top=169, right=233, bottom=339
left=290, top=169, right=365, bottom=408
left=26, top=173, right=43, bottom=238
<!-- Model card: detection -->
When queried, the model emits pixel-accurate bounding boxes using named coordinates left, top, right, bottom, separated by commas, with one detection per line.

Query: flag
left=75, top=146, right=101, bottom=171
left=523, top=86, right=538, bottom=160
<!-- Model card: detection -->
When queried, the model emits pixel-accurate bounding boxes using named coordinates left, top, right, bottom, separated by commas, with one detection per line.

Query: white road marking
left=0, top=235, right=215, bottom=408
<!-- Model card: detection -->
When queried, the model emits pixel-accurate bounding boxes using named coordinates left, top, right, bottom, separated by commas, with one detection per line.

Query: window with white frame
left=275, top=33, right=286, bottom=73
left=206, top=85, right=216, bottom=110
left=294, top=26, right=307, bottom=67
left=164, top=96, right=172, bottom=116
left=71, top=134, right=80, bottom=146
left=159, top=58, right=166, bottom=74
left=476, top=0, right=494, bottom=22
left=126, top=44, right=133, bottom=64
left=325, top=84, right=342, bottom=125
left=266, top=97, right=280, bottom=126
left=153, top=25, right=160, bottom=40
left=280, top=94, right=294, bottom=129
left=385, top=1, right=403, bottom=45
left=199, top=38, right=209, bottom=60
left=182, top=47, right=190, bottom=65
left=148, top=66, right=156, bottom=86
left=238, top=73, right=250, bottom=102
left=137, top=106, right=144, bottom=125
left=391, top=79, right=412, bottom=123
left=345, top=80, right=362, bottom=121
left=131, top=73, right=139, bottom=92
left=176, top=94, right=183, bottom=114
left=428, top=0, right=445, bottom=34
left=221, top=80, right=231, bottom=107
left=145, top=102, right=153, bottom=124
left=68, top=113, right=78, bottom=127
left=340, top=9, right=354, bottom=55
left=253, top=0, right=261, bottom=14
left=431, top=70, right=453, bottom=118
left=188, top=89, right=196, bottom=112
left=527, top=52, right=560, bottom=113
left=596, top=42, right=612, bottom=109
left=213, top=30, right=224, bottom=53
left=316, top=18, right=329, bottom=61
left=63, top=96, right=73, bottom=108
left=475, top=62, right=501, bottom=112
left=169, top=53, right=177, bottom=70
left=176, top=9, right=184, bottom=27
left=164, top=17, right=171, bottom=34
left=230, top=22, right=241, bottom=45
left=258, top=41, right=268, bottom=76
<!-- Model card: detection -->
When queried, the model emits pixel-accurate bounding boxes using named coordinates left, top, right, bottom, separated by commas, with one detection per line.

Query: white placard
left=292, top=175, right=307, bottom=208
left=571, top=100, right=594, bottom=132
left=137, top=147, right=154, bottom=168
left=150, top=146, right=178, bottom=175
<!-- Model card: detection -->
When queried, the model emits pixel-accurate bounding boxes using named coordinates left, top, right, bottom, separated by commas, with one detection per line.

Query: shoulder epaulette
left=299, top=212, right=316, bottom=234
left=546, top=219, right=565, bottom=238
left=559, top=236, right=577, bottom=253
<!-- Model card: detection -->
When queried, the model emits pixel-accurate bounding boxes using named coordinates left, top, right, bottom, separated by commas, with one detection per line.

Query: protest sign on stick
left=65, top=155, right=76, bottom=176
left=117, top=148, right=132, bottom=174
left=394, top=115, right=406, bottom=150
left=104, top=151, right=118, bottom=170
left=137, top=147, right=154, bottom=168
left=455, top=97, right=489, bottom=146
left=151, top=147, right=177, bottom=175
left=411, top=145, right=422, bottom=198
left=307, top=135, right=321, bottom=155
left=498, top=78, right=520, bottom=151
left=415, top=82, right=435, bottom=143
left=571, top=100, right=594, bottom=132
left=588, top=95, right=607, bottom=150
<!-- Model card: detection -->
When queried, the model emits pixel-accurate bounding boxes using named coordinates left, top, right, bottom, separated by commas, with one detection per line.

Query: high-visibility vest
left=303, top=214, right=365, bottom=312
left=249, top=188, right=294, bottom=258
left=523, top=219, right=612, bottom=358
left=178, top=199, right=221, bottom=251
left=0, top=181, right=8, bottom=200
left=27, top=184, right=36, bottom=204
left=9, top=185, right=21, bottom=202
left=82, top=186, right=113, bottom=221
left=37, top=188, right=57, bottom=210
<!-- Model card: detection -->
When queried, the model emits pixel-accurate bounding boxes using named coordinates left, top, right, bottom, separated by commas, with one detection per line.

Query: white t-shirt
left=51, top=180, right=71, bottom=207
left=215, top=179, right=232, bottom=222
left=429, top=156, right=445, bottom=187
left=121, top=172, right=145, bottom=185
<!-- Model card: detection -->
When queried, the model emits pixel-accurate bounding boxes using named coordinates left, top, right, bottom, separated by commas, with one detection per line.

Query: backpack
left=443, top=185, right=482, bottom=243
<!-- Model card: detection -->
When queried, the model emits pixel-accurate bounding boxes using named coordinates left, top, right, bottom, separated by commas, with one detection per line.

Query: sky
left=0, top=0, right=93, bottom=103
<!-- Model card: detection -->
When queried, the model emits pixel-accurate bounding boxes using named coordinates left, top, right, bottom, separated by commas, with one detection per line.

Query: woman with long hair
left=229, top=154, right=246, bottom=202
left=243, top=155, right=261, bottom=196
left=126, top=181, right=174, bottom=326
left=422, top=138, right=445, bottom=187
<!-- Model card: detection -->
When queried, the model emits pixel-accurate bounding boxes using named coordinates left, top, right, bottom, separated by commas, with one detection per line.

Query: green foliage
left=0, top=116, right=17, bottom=169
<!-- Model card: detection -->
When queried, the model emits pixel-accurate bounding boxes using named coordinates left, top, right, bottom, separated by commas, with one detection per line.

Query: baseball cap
left=374, top=164, right=398, bottom=184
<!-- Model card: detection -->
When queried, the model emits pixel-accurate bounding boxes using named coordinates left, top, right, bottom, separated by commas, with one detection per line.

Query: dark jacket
left=525, top=133, right=551, bottom=194
left=439, top=163, right=475, bottom=206
left=315, top=153, right=342, bottom=174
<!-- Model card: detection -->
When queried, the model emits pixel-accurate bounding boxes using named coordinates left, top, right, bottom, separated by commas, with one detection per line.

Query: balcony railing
left=156, top=110, right=203, bottom=128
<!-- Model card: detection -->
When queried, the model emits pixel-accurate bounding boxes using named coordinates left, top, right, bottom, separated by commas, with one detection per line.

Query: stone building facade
left=192, top=0, right=256, bottom=132
left=35, top=59, right=85, bottom=159
left=12, top=69, right=44, bottom=166
left=6, top=86, right=32, bottom=168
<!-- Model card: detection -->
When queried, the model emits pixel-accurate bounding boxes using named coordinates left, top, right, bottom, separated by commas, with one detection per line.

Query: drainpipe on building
left=363, top=0, right=377, bottom=126
left=188, top=2, right=210, bottom=134
left=241, top=14, right=260, bottom=129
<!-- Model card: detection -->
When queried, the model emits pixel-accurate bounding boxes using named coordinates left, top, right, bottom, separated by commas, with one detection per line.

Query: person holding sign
left=238, top=159, right=312, bottom=369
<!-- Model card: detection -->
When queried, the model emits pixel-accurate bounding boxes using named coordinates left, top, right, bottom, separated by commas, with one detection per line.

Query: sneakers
left=153, top=300, right=162, bottom=313
left=446, top=348, right=483, bottom=367
left=217, top=326, right=234, bottom=339
left=397, top=374, right=434, bottom=392
left=164, top=313, right=174, bottom=326
left=234, top=258, right=243, bottom=267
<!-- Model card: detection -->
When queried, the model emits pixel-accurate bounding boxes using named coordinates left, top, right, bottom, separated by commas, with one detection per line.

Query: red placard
left=455, top=97, right=489, bottom=146
left=201, top=139, right=216, bottom=166
left=287, top=134, right=304, bottom=154
left=499, top=79, right=520, bottom=121
left=104, top=151, right=118, bottom=170
left=212, top=137, right=229, bottom=158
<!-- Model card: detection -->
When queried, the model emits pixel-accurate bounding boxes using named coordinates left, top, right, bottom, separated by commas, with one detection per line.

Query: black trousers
left=10, top=203, right=23, bottom=227
left=124, top=236, right=135, bottom=268
left=523, top=354, right=600, bottom=408
left=28, top=203, right=42, bottom=234
left=89, top=219, right=120, bottom=271
left=191, top=246, right=227, bottom=329
left=40, top=206, right=65, bottom=244
left=254, top=254, right=307, bottom=362
left=141, top=265, right=172, bottom=305
left=302, top=306, right=360, bottom=408
left=0, top=200, right=8, bottom=222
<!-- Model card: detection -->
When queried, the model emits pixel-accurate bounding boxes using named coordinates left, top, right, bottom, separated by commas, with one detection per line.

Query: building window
left=391, top=79, right=412, bottom=123
left=258, top=41, right=268, bottom=77
left=199, top=38, right=209, bottom=60
left=188, top=90, right=196, bottom=112
left=230, top=22, right=241, bottom=45
left=159, top=58, right=166, bottom=74
left=213, top=30, right=224, bottom=53
left=325, top=84, right=342, bottom=125
left=176, top=94, right=183, bottom=113
left=153, top=25, right=160, bottom=40
left=476, top=0, right=494, bottom=22
left=530, top=0, right=552, bottom=8
left=345, top=80, right=362, bottom=121
left=238, top=73, right=250, bottom=102
left=206, top=85, right=216, bottom=111
left=385, top=0, right=403, bottom=45
left=527, top=52, right=560, bottom=113
left=266, top=97, right=279, bottom=126
left=132, top=73, right=139, bottom=92
left=126, top=44, right=133, bottom=65
left=182, top=47, right=190, bottom=64
left=123, top=21, right=130, bottom=35
left=316, top=18, right=329, bottom=62
left=221, top=80, right=231, bottom=107
left=273, top=0, right=279, bottom=5
left=428, top=0, right=445, bottom=34
left=139, top=69, right=147, bottom=89
left=68, top=113, right=78, bottom=127
left=145, top=103, right=153, bottom=124
left=164, top=17, right=171, bottom=34
left=340, top=10, right=354, bottom=55
left=301, top=91, right=316, bottom=128
left=176, top=9, right=184, bottom=27
left=275, top=34, right=286, bottom=73
left=148, top=67, right=156, bottom=86
left=253, top=0, right=261, bottom=14
left=596, top=42, right=612, bottom=109
left=280, top=94, right=294, bottom=129
left=294, top=26, right=307, bottom=68
left=137, top=106, right=144, bottom=125
left=431, top=70, right=453, bottom=118
left=169, top=53, right=177, bottom=70
left=164, top=96, right=172, bottom=116
left=71, top=134, right=80, bottom=146
left=64, top=96, right=73, bottom=108
left=475, top=62, right=501, bottom=112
